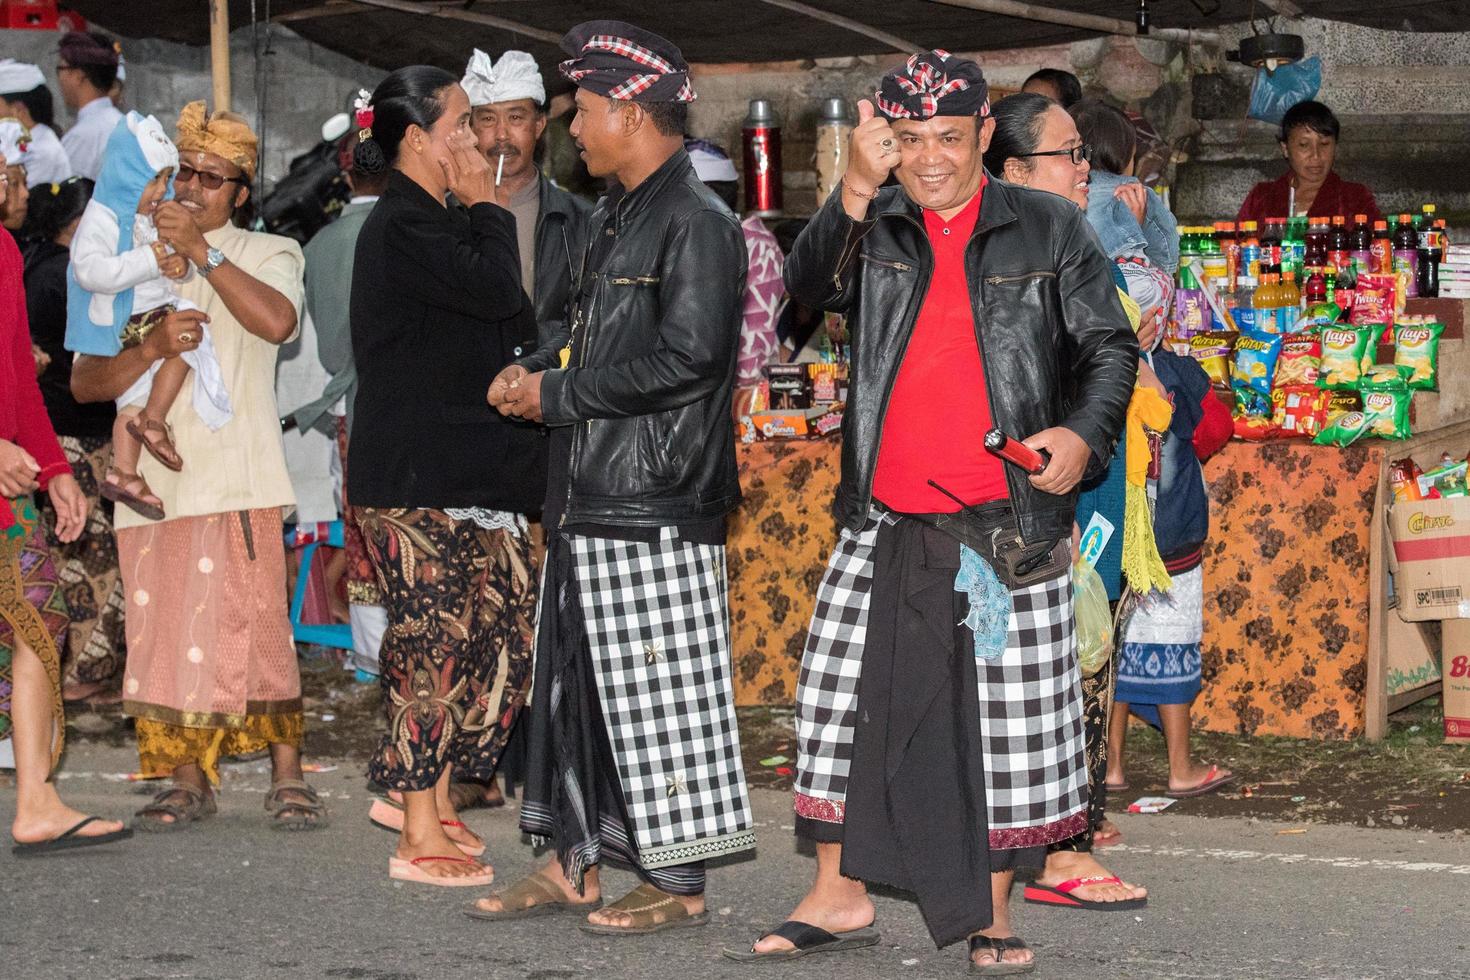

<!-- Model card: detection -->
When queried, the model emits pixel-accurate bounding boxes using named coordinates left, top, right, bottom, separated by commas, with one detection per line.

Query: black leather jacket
left=785, top=178, right=1139, bottom=545
left=518, top=151, right=747, bottom=527
left=532, top=175, right=592, bottom=339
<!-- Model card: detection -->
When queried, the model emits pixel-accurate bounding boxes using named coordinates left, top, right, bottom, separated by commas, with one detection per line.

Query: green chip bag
left=1393, top=320, right=1445, bottom=391
left=1314, top=379, right=1411, bottom=446
left=1317, top=326, right=1376, bottom=391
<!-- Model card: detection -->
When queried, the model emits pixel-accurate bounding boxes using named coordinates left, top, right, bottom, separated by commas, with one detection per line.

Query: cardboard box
left=1388, top=497, right=1470, bottom=620
left=1439, top=619, right=1470, bottom=743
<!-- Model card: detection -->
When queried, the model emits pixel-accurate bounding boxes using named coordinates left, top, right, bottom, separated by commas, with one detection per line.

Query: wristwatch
left=198, top=246, right=227, bottom=277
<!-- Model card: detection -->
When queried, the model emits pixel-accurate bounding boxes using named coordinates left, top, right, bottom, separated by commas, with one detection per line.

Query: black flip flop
left=11, top=817, right=133, bottom=857
left=968, top=935, right=1036, bottom=976
left=722, top=921, right=880, bottom=962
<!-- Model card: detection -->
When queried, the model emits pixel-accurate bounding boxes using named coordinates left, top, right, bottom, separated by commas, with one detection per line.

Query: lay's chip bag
left=1393, top=319, right=1444, bottom=391
left=1318, top=325, right=1376, bottom=391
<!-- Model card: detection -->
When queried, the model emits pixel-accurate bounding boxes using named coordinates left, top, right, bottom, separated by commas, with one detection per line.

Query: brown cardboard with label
left=1388, top=497, right=1470, bottom=621
left=1438, top=619, right=1470, bottom=743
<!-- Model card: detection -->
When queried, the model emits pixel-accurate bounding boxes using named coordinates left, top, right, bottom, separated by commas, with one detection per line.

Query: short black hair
left=1022, top=68, right=1082, bottom=108
left=640, top=100, right=688, bottom=138
left=1279, top=100, right=1339, bottom=143
left=21, top=175, right=92, bottom=242
left=0, top=84, right=55, bottom=129
left=982, top=92, right=1053, bottom=176
left=1069, top=98, right=1136, bottom=176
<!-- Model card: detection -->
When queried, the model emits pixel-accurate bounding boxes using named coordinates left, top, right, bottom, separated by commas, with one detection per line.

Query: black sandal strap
left=969, top=935, right=1030, bottom=961
left=54, top=816, right=100, bottom=842
left=762, top=920, right=839, bottom=951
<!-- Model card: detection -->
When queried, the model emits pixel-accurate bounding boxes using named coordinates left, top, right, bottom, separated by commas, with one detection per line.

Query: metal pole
left=211, top=0, right=231, bottom=111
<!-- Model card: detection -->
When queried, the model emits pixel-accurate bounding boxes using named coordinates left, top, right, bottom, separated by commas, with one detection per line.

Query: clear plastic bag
left=1073, top=559, right=1114, bottom=678
left=1247, top=56, right=1321, bottom=125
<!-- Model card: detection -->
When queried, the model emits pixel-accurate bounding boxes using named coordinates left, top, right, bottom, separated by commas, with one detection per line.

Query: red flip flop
left=1023, top=876, right=1148, bottom=912
left=1165, top=764, right=1234, bottom=799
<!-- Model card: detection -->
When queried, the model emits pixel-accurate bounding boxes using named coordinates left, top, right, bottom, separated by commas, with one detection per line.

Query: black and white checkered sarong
left=795, top=511, right=1088, bottom=846
left=566, top=529, right=756, bottom=868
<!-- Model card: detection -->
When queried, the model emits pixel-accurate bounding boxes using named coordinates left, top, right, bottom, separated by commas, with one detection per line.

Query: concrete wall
left=1175, top=18, right=1470, bottom=223
left=1, top=25, right=383, bottom=188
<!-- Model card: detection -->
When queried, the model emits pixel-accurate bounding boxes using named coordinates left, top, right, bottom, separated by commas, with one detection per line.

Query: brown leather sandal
left=578, top=882, right=710, bottom=936
left=464, top=872, right=602, bottom=922
left=133, top=784, right=217, bottom=832
left=126, top=417, right=184, bottom=471
left=100, top=468, right=165, bottom=521
left=265, top=779, right=330, bottom=831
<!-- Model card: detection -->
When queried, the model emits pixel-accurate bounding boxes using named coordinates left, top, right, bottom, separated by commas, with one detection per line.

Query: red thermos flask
left=742, top=99, right=782, bottom=217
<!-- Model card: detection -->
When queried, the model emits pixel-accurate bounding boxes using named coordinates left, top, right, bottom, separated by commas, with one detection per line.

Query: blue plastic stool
left=284, top=520, right=354, bottom=651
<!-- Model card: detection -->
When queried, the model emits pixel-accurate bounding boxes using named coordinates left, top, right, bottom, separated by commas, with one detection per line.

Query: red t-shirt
left=872, top=185, right=1007, bottom=513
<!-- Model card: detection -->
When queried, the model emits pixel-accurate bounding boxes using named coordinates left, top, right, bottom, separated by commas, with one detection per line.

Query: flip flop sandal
left=12, top=816, right=133, bottom=857
left=968, top=935, right=1036, bottom=976
left=721, top=920, right=881, bottom=961
left=265, top=779, right=330, bottom=831
left=1103, top=780, right=1129, bottom=793
left=133, top=784, right=217, bottom=832
left=1023, top=875, right=1147, bottom=912
left=389, top=854, right=495, bottom=887
left=449, top=781, right=505, bottom=811
left=367, top=797, right=485, bottom=857
left=578, top=882, right=711, bottom=936
left=100, top=469, right=165, bottom=521
left=1165, top=765, right=1234, bottom=799
left=464, top=872, right=602, bottom=922
left=126, top=417, right=184, bottom=471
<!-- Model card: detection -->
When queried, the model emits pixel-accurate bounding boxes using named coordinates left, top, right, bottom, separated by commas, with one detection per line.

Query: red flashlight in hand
left=984, top=428, right=1048, bottom=475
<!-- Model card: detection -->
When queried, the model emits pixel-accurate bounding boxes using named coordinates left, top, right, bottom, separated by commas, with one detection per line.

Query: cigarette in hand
left=496, top=153, right=505, bottom=187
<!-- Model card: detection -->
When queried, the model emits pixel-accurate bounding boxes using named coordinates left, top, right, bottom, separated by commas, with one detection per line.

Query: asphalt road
left=4, top=742, right=1468, bottom=980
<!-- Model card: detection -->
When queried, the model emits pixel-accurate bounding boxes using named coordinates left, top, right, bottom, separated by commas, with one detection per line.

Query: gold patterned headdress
left=175, top=100, right=259, bottom=182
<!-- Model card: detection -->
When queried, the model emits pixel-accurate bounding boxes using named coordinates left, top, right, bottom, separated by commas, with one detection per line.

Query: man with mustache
left=463, top=49, right=591, bottom=347
left=731, top=51, right=1137, bottom=974
left=71, top=102, right=328, bottom=834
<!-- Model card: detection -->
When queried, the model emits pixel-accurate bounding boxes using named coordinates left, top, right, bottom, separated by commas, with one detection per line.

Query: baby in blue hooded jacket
left=66, top=112, right=232, bottom=519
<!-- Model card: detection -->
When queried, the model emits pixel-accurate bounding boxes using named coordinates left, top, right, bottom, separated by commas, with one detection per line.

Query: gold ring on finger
left=880, top=137, right=896, bottom=151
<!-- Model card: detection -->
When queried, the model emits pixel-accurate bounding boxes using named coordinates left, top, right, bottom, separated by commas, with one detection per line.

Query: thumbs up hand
left=845, top=98, right=901, bottom=197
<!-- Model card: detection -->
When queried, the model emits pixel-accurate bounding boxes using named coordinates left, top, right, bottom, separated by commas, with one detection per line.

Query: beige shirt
left=507, top=175, right=540, bottom=296
left=116, top=223, right=305, bottom=529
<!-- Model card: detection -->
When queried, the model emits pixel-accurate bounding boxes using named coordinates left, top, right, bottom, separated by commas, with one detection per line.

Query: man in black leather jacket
left=480, top=20, right=755, bottom=938
left=734, top=52, right=1137, bottom=974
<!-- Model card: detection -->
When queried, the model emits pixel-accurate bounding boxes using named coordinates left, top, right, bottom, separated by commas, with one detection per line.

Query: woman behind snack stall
left=1236, top=100, right=1381, bottom=225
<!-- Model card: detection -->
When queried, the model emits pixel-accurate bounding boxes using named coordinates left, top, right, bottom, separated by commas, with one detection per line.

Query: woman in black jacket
left=22, top=176, right=129, bottom=704
left=347, top=66, right=545, bottom=887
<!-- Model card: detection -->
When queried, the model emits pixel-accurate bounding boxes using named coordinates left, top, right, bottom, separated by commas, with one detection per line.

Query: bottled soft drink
left=1261, top=218, right=1286, bottom=275
left=1350, top=213, right=1372, bottom=279
left=1370, top=219, right=1393, bottom=274
left=1286, top=216, right=1308, bottom=277
left=1419, top=214, right=1443, bottom=298
left=1326, top=216, right=1350, bottom=277
left=1240, top=220, right=1261, bottom=279
left=1279, top=269, right=1302, bottom=328
left=1305, top=217, right=1330, bottom=268
left=1304, top=266, right=1327, bottom=306
left=1217, top=221, right=1240, bottom=288
left=1233, top=275, right=1259, bottom=331
left=1324, top=266, right=1338, bottom=305
left=1253, top=272, right=1280, bottom=333
left=1393, top=213, right=1420, bottom=298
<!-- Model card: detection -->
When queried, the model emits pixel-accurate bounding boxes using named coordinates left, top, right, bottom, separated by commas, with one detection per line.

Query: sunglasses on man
left=176, top=163, right=249, bottom=190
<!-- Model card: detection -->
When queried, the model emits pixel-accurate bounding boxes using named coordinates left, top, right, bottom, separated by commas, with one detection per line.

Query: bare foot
left=1037, top=849, right=1147, bottom=903
left=472, top=859, right=597, bottom=914
left=1168, top=763, right=1233, bottom=794
left=587, top=885, right=703, bottom=930
left=397, top=826, right=492, bottom=881
left=1093, top=818, right=1124, bottom=846
left=13, top=803, right=125, bottom=845
left=751, top=875, right=874, bottom=953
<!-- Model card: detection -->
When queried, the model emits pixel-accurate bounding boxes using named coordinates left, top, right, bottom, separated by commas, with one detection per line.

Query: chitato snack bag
left=1232, top=330, right=1282, bottom=397
left=1188, top=331, right=1236, bottom=389
left=1318, top=326, right=1375, bottom=390
left=1394, top=320, right=1445, bottom=391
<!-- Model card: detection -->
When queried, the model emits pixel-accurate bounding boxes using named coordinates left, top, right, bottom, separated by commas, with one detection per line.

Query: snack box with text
left=1388, top=497, right=1470, bottom=621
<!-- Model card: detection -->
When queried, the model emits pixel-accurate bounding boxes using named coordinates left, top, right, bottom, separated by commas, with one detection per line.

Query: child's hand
left=159, top=252, right=190, bottom=280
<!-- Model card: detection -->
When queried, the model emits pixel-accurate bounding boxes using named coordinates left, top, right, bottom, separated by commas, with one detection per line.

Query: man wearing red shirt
left=732, top=51, right=1137, bottom=975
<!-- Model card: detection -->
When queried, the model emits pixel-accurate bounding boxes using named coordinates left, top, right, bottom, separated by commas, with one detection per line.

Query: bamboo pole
left=924, top=0, right=1219, bottom=45
left=347, top=0, right=562, bottom=44
left=210, top=0, right=231, bottom=111
left=753, top=0, right=922, bottom=53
